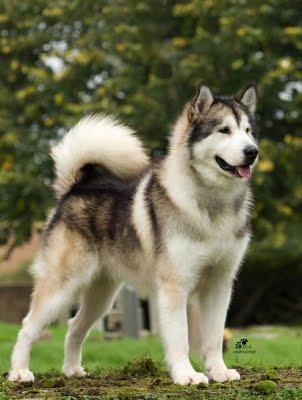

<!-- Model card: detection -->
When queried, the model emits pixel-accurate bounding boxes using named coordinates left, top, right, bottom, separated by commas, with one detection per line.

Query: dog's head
left=186, top=83, right=258, bottom=183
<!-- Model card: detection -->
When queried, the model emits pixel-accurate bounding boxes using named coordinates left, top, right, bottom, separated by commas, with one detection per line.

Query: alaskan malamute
left=9, top=84, right=258, bottom=385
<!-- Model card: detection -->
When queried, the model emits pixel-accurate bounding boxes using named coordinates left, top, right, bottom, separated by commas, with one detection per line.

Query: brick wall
left=0, top=283, right=32, bottom=323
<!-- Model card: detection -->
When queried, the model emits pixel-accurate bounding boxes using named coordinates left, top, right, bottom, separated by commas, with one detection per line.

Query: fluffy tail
left=51, top=115, right=150, bottom=197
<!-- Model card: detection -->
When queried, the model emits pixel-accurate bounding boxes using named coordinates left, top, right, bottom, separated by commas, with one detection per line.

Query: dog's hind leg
left=8, top=275, right=79, bottom=382
left=8, top=225, right=99, bottom=383
left=63, top=273, right=121, bottom=377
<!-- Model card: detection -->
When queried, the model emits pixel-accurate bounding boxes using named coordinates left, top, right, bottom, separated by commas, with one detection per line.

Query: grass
left=0, top=323, right=301, bottom=399
left=0, top=323, right=301, bottom=373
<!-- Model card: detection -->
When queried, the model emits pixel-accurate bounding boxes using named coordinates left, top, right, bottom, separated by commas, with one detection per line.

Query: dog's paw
left=8, top=369, right=35, bottom=382
left=208, top=367, right=240, bottom=383
left=63, top=365, right=87, bottom=378
left=172, top=365, right=208, bottom=385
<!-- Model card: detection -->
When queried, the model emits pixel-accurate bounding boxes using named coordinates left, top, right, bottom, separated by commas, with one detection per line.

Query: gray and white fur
left=9, top=84, right=259, bottom=385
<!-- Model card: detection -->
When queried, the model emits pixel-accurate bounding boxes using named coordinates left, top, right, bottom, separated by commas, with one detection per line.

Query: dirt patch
left=0, top=359, right=301, bottom=399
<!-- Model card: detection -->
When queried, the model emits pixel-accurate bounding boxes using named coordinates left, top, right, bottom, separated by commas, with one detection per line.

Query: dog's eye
left=246, top=127, right=250, bottom=133
left=219, top=127, right=230, bottom=134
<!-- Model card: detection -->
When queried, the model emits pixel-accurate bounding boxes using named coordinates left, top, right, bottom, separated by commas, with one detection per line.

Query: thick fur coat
left=9, top=84, right=259, bottom=385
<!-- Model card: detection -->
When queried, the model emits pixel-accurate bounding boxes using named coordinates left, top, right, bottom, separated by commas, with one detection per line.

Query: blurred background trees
left=0, top=0, right=301, bottom=323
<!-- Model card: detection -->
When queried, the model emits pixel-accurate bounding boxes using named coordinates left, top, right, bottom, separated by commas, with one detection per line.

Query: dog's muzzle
left=243, top=145, right=258, bottom=164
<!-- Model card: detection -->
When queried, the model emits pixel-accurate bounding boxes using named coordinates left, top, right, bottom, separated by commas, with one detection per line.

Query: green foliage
left=253, top=136, right=302, bottom=251
left=0, top=0, right=301, bottom=302
left=230, top=135, right=302, bottom=324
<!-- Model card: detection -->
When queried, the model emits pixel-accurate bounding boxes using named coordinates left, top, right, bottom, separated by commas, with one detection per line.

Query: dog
left=9, top=83, right=258, bottom=385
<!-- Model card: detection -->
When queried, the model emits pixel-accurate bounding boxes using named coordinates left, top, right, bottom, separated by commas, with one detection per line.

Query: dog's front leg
left=198, top=267, right=240, bottom=383
left=156, top=279, right=208, bottom=385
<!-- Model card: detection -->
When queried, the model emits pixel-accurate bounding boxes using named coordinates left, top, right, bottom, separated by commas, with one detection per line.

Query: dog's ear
left=188, top=83, right=213, bottom=122
left=239, top=83, right=257, bottom=115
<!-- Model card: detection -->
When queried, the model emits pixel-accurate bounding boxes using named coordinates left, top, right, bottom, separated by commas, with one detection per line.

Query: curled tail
left=51, top=115, right=150, bottom=197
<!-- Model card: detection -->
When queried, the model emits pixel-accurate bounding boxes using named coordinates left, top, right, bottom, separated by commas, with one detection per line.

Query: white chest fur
left=166, top=205, right=250, bottom=292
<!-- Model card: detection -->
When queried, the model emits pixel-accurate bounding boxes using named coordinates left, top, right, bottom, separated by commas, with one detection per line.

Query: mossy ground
left=0, top=358, right=301, bottom=400
left=1, top=324, right=301, bottom=398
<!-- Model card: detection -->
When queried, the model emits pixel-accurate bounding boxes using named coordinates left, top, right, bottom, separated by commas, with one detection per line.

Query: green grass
left=0, top=323, right=301, bottom=374
left=0, top=324, right=301, bottom=399
left=225, top=326, right=302, bottom=369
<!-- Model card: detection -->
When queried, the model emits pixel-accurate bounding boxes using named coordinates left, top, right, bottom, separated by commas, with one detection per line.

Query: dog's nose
left=243, top=146, right=258, bottom=162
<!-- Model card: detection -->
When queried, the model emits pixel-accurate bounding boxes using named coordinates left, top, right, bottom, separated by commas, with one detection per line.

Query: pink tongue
left=237, top=166, right=251, bottom=178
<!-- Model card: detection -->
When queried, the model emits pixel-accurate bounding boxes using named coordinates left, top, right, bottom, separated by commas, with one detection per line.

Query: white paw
left=8, top=369, right=35, bottom=382
left=208, top=367, right=240, bottom=383
left=172, top=365, right=208, bottom=385
left=63, top=365, right=87, bottom=378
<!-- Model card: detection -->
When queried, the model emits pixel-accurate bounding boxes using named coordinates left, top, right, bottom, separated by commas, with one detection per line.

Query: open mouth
left=215, top=156, right=252, bottom=178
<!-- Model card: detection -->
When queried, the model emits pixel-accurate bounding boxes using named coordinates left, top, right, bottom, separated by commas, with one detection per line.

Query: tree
left=0, top=0, right=301, bottom=278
